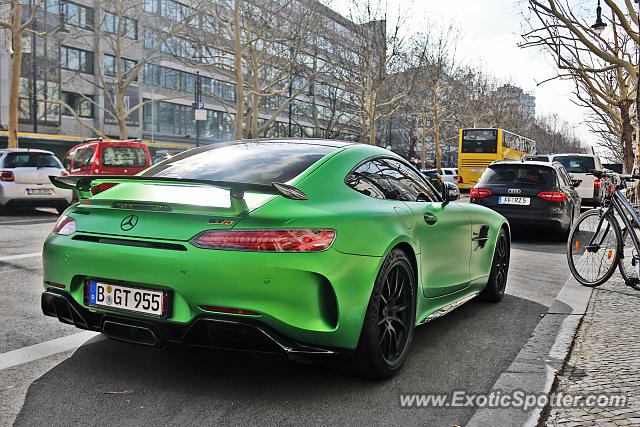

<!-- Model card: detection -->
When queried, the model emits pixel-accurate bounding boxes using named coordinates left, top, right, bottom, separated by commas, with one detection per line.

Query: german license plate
left=85, top=280, right=168, bottom=318
left=498, top=196, right=530, bottom=205
left=26, top=188, right=54, bottom=195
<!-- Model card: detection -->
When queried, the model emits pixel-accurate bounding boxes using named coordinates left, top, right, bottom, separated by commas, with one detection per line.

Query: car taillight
left=0, top=171, right=14, bottom=182
left=538, top=191, right=566, bottom=201
left=594, top=178, right=601, bottom=188
left=455, top=175, right=461, bottom=183
left=190, top=229, right=336, bottom=252
left=53, top=215, right=76, bottom=235
left=60, top=170, right=70, bottom=176
left=470, top=188, right=492, bottom=198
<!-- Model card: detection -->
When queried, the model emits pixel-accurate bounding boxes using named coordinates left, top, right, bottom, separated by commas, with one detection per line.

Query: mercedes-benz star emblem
left=120, top=215, right=138, bottom=231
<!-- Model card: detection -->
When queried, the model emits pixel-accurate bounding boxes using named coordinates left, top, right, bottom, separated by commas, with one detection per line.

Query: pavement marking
left=0, top=331, right=99, bottom=371
left=0, top=252, right=42, bottom=261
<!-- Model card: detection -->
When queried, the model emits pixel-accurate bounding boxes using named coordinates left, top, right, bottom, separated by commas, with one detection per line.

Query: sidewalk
left=544, top=277, right=640, bottom=426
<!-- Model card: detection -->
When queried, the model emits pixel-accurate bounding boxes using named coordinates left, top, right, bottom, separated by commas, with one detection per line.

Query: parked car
left=420, top=169, right=444, bottom=192
left=0, top=149, right=72, bottom=214
left=470, top=160, right=581, bottom=240
left=42, top=139, right=510, bottom=379
left=549, top=154, right=603, bottom=206
left=440, top=167, right=461, bottom=186
left=62, top=139, right=152, bottom=176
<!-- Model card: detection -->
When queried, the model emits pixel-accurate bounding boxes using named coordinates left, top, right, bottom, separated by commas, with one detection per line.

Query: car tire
left=478, top=228, right=509, bottom=302
left=349, top=248, right=416, bottom=380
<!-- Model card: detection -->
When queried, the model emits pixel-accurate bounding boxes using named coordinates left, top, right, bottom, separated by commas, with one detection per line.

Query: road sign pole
left=195, top=72, right=201, bottom=148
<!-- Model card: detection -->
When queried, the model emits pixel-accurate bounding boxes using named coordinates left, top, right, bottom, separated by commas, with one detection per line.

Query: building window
left=64, top=1, right=94, bottom=29
left=104, top=54, right=137, bottom=80
left=61, top=92, right=94, bottom=118
left=104, top=11, right=137, bottom=39
left=60, top=46, right=94, bottom=74
left=143, top=100, right=234, bottom=140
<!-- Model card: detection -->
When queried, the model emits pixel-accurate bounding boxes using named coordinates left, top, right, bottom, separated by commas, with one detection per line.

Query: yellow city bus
left=457, top=128, right=536, bottom=189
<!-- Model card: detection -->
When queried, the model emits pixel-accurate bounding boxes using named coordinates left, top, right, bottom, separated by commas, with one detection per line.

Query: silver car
left=0, top=149, right=72, bottom=214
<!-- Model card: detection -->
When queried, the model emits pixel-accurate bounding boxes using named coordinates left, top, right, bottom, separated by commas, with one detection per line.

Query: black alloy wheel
left=378, top=264, right=412, bottom=365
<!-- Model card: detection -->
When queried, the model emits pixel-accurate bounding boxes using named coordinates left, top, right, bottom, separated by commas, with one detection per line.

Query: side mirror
left=442, top=181, right=460, bottom=205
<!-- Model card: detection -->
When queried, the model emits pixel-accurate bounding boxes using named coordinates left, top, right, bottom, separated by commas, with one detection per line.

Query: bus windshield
left=461, top=129, right=497, bottom=153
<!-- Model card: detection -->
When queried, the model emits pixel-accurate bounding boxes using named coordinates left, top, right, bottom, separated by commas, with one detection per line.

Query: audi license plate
left=85, top=280, right=167, bottom=318
left=26, top=188, right=54, bottom=195
left=498, top=196, right=530, bottom=205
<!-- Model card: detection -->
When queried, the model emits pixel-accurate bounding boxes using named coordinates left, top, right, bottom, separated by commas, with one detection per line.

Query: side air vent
left=112, top=202, right=171, bottom=211
left=73, top=235, right=187, bottom=251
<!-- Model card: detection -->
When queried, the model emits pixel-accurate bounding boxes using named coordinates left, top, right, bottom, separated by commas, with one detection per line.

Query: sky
left=329, top=0, right=594, bottom=146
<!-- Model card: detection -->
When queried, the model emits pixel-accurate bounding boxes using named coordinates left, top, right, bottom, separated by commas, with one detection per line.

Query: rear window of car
left=479, top=164, right=556, bottom=186
left=102, top=146, right=148, bottom=168
left=552, top=156, right=595, bottom=173
left=3, top=152, right=62, bottom=168
left=141, top=142, right=335, bottom=185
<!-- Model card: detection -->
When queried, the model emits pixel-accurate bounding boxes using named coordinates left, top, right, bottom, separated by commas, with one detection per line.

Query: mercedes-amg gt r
left=42, top=139, right=510, bottom=379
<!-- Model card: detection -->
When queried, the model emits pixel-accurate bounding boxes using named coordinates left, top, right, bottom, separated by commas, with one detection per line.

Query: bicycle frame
left=588, top=188, right=640, bottom=261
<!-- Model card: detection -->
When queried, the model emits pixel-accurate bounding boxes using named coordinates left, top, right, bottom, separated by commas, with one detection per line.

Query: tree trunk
left=620, top=100, right=633, bottom=173
left=421, top=114, right=426, bottom=169
left=8, top=8, right=23, bottom=149
left=232, top=1, right=244, bottom=140
left=116, top=88, right=128, bottom=139
left=434, top=93, right=441, bottom=173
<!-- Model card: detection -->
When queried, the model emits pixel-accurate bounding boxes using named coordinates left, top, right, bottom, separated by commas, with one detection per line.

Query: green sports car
left=42, top=139, right=510, bottom=379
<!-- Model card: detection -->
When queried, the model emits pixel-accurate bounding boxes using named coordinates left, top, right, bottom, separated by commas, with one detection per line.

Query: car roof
left=491, top=160, right=556, bottom=168
left=551, top=153, right=598, bottom=158
left=0, top=148, right=54, bottom=155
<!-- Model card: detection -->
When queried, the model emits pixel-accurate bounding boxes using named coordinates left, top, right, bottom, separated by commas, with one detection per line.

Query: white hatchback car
left=0, top=149, right=72, bottom=213
left=440, top=167, right=460, bottom=185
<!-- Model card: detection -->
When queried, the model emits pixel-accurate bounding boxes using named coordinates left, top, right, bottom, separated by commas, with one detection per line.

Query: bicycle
left=567, top=169, right=640, bottom=289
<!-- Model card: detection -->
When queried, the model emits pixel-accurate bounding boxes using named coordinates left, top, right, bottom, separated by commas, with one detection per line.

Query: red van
left=62, top=139, right=152, bottom=176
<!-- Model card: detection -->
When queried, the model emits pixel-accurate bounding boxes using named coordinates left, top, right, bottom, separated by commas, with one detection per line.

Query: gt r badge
left=120, top=215, right=138, bottom=231
left=208, top=218, right=235, bottom=225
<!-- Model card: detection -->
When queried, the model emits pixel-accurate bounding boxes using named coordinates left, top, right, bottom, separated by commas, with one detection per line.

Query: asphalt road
left=0, top=205, right=571, bottom=427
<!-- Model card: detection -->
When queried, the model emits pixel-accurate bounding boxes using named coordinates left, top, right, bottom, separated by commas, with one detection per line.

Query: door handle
left=424, top=212, right=438, bottom=225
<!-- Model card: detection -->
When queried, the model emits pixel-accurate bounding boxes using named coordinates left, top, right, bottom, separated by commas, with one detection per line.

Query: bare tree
left=330, top=0, right=410, bottom=145
left=0, top=0, right=43, bottom=148
left=184, top=0, right=321, bottom=139
left=524, top=0, right=639, bottom=171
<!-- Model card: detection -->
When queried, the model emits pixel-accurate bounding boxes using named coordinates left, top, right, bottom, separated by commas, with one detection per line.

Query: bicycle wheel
left=619, top=226, right=640, bottom=289
left=567, top=209, right=621, bottom=286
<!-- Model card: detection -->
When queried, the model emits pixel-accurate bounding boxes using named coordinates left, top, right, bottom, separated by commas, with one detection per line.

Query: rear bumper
left=471, top=202, right=568, bottom=230
left=0, top=182, right=72, bottom=206
left=42, top=232, right=383, bottom=349
left=42, top=290, right=344, bottom=360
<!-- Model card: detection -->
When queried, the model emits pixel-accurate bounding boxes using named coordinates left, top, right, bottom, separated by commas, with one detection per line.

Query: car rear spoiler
left=49, top=175, right=308, bottom=210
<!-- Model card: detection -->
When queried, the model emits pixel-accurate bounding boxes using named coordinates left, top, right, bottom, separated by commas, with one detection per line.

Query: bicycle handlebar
left=590, top=169, right=640, bottom=181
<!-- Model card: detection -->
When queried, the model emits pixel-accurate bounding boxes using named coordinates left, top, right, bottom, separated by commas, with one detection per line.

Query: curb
left=466, top=275, right=593, bottom=427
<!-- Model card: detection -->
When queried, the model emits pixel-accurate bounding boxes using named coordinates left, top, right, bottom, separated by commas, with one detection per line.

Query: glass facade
left=143, top=100, right=234, bottom=140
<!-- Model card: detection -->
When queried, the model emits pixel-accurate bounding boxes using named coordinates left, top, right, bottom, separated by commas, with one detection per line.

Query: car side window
left=345, top=161, right=388, bottom=199
left=82, top=146, right=95, bottom=167
left=62, top=151, right=74, bottom=170
left=72, top=148, right=85, bottom=170
left=388, top=160, right=438, bottom=202
left=557, top=168, right=571, bottom=188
